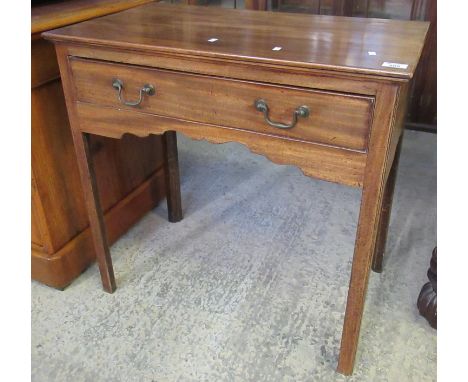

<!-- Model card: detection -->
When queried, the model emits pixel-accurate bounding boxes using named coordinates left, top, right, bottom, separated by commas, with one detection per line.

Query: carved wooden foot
left=417, top=247, right=437, bottom=329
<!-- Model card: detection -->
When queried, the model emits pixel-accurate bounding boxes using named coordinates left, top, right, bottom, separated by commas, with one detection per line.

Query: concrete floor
left=32, top=130, right=436, bottom=381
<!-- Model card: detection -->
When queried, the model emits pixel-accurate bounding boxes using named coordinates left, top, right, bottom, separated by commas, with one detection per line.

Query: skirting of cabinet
left=31, top=166, right=165, bottom=289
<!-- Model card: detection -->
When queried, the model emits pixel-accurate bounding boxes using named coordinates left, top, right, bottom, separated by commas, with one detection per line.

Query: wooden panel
left=43, top=2, right=429, bottom=79
left=70, top=58, right=374, bottom=151
left=31, top=170, right=54, bottom=252
left=31, top=181, right=43, bottom=247
left=32, top=80, right=88, bottom=252
left=32, top=78, right=164, bottom=252
left=245, top=0, right=268, bottom=10
left=31, top=206, right=42, bottom=246
left=64, top=44, right=387, bottom=96
left=32, top=0, right=155, bottom=34
left=32, top=64, right=165, bottom=254
left=75, top=102, right=367, bottom=187
left=90, top=134, right=165, bottom=214
left=32, top=0, right=168, bottom=288
left=31, top=38, right=60, bottom=88
left=31, top=167, right=166, bottom=289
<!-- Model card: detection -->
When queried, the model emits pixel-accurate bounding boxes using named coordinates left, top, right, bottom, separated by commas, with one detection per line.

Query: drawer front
left=70, top=58, right=374, bottom=151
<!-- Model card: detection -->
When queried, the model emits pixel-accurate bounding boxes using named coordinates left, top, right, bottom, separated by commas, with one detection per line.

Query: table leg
left=71, top=131, right=116, bottom=293
left=337, top=173, right=387, bottom=374
left=371, top=135, right=403, bottom=272
left=162, top=131, right=183, bottom=223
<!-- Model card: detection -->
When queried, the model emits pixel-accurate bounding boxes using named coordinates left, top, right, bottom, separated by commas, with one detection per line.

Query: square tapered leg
left=162, top=131, right=183, bottom=223
left=372, top=135, right=403, bottom=273
left=71, top=132, right=116, bottom=293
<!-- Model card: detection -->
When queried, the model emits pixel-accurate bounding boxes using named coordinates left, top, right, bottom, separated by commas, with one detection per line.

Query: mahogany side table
left=44, top=3, right=428, bottom=374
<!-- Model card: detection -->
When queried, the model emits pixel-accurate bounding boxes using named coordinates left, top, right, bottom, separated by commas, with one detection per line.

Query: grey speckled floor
left=32, top=130, right=436, bottom=382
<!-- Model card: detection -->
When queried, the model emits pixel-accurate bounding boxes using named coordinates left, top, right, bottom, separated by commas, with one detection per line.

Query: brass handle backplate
left=254, top=99, right=310, bottom=129
left=112, top=79, right=155, bottom=107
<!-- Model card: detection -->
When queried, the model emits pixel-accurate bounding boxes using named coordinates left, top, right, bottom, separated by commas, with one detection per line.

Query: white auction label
left=382, top=62, right=408, bottom=69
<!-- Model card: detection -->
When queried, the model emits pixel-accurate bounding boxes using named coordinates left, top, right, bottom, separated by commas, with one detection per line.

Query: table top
left=32, top=0, right=153, bottom=35
left=43, top=2, right=429, bottom=79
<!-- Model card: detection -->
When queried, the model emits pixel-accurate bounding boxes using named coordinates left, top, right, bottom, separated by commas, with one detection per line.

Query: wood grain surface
left=31, top=0, right=167, bottom=289
left=74, top=102, right=368, bottom=187
left=32, top=0, right=154, bottom=35
left=70, top=57, right=374, bottom=151
left=43, top=2, right=429, bottom=79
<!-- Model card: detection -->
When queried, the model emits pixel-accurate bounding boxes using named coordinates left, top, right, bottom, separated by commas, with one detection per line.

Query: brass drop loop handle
left=254, top=99, right=310, bottom=129
left=112, top=79, right=155, bottom=107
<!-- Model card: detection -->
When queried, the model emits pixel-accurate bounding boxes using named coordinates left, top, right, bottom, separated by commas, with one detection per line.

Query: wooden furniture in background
left=417, top=246, right=437, bottom=329
left=244, top=0, right=436, bottom=132
left=31, top=0, right=167, bottom=289
left=45, top=3, right=428, bottom=374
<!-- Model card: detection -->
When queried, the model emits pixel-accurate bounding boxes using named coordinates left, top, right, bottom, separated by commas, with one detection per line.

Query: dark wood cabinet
left=31, top=0, right=167, bottom=289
